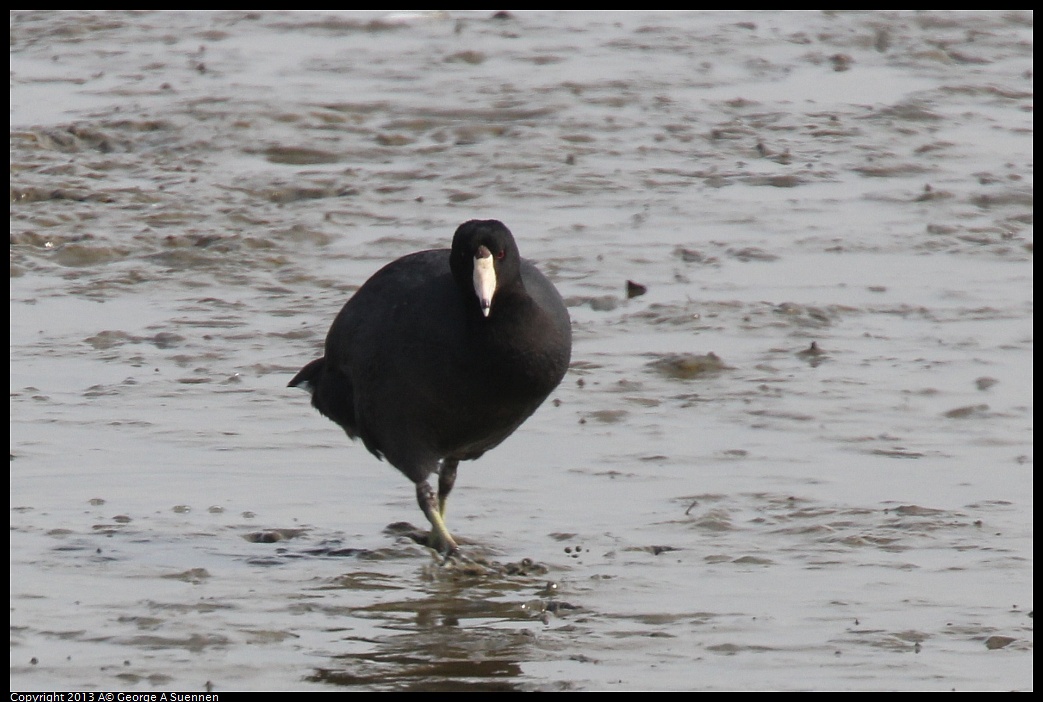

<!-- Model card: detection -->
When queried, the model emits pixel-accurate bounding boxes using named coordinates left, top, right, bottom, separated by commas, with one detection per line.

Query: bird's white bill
left=473, top=253, right=496, bottom=317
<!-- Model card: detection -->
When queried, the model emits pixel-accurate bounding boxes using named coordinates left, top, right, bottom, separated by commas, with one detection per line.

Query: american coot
left=289, top=220, right=572, bottom=556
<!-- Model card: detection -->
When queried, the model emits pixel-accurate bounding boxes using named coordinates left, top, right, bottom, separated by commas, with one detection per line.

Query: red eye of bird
left=496, top=250, right=506, bottom=260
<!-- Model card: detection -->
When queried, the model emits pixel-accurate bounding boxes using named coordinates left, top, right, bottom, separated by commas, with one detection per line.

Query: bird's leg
left=416, top=479, right=458, bottom=557
left=437, top=459, right=459, bottom=518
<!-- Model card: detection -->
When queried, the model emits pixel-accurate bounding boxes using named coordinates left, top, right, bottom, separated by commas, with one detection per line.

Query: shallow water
left=10, top=10, right=1032, bottom=691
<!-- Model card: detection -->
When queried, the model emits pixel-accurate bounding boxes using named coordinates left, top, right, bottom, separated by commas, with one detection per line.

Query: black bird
left=289, top=220, right=572, bottom=556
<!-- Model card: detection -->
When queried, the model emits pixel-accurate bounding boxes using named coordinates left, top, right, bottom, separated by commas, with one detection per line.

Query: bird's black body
left=289, top=220, right=571, bottom=554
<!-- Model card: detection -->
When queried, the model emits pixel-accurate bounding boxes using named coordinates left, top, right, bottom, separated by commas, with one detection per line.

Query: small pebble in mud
left=648, top=352, right=730, bottom=380
left=244, top=528, right=308, bottom=543
left=975, top=376, right=998, bottom=391
left=829, top=53, right=854, bottom=72
left=246, top=531, right=285, bottom=543
left=674, top=246, right=713, bottom=264
left=626, top=280, right=647, bottom=298
left=942, top=404, right=989, bottom=419
left=985, top=635, right=1016, bottom=650
left=500, top=558, right=549, bottom=576
left=797, top=342, right=829, bottom=366
left=544, top=600, right=579, bottom=614
left=797, top=341, right=825, bottom=358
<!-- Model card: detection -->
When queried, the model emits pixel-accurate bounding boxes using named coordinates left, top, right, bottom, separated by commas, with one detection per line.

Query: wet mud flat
left=10, top=11, right=1033, bottom=691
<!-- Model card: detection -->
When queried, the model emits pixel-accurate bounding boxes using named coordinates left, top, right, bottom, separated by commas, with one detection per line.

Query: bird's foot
left=417, top=479, right=461, bottom=561
left=425, top=529, right=460, bottom=562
